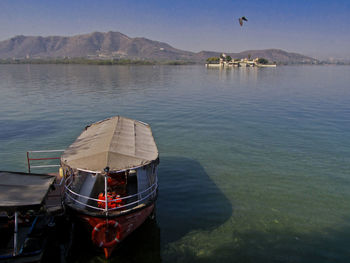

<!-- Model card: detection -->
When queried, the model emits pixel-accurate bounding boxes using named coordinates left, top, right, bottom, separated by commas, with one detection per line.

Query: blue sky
left=0, top=0, right=349, bottom=59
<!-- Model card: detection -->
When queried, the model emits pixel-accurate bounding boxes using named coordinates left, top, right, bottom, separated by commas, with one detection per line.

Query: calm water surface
left=0, top=64, right=349, bottom=262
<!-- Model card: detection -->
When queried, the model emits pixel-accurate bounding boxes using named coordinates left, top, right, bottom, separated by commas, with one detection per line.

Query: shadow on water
left=157, top=157, right=233, bottom=244
left=43, top=156, right=232, bottom=263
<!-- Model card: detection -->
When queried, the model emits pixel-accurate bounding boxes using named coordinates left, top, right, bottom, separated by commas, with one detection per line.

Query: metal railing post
left=13, top=211, right=18, bottom=256
left=104, top=174, right=108, bottom=215
left=27, top=152, right=31, bottom=173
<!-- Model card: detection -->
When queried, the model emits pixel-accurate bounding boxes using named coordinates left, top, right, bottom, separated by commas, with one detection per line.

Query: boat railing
left=64, top=174, right=158, bottom=212
left=26, top=150, right=66, bottom=214
left=26, top=149, right=64, bottom=173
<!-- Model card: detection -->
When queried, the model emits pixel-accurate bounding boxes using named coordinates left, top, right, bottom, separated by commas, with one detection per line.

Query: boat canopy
left=61, top=116, right=159, bottom=173
left=0, top=171, right=55, bottom=212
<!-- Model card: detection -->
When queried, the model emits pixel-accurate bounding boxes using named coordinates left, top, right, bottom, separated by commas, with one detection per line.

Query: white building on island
left=206, top=53, right=276, bottom=68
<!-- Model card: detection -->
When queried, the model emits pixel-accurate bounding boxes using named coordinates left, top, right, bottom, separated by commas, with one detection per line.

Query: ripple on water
left=0, top=65, right=350, bottom=262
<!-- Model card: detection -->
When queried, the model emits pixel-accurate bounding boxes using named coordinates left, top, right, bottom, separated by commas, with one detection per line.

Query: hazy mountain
left=0, top=31, right=318, bottom=64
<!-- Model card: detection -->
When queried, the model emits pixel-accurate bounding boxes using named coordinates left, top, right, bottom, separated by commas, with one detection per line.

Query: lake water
left=0, top=64, right=349, bottom=262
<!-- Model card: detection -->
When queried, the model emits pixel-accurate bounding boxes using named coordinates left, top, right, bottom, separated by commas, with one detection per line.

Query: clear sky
left=0, top=0, right=349, bottom=59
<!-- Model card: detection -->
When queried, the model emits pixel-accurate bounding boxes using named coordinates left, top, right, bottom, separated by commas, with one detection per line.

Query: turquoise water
left=0, top=65, right=350, bottom=262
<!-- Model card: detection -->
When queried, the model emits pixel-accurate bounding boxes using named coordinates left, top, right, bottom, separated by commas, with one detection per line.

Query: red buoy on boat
left=91, top=220, right=121, bottom=254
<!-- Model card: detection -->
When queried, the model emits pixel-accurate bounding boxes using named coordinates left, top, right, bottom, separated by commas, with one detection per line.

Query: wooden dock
left=46, top=173, right=65, bottom=215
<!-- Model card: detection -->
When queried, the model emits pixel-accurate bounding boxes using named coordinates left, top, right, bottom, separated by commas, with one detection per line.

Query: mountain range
left=0, top=31, right=318, bottom=64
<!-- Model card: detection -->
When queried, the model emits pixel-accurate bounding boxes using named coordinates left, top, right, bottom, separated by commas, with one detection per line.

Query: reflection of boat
left=0, top=171, right=57, bottom=262
left=61, top=116, right=159, bottom=259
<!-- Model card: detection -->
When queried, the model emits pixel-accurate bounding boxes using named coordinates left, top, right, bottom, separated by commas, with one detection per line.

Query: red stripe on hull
left=79, top=204, right=154, bottom=258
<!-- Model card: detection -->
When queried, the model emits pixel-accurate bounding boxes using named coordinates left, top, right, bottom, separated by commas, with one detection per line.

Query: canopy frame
left=61, top=116, right=159, bottom=173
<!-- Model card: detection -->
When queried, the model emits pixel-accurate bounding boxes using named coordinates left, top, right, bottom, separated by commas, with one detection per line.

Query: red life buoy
left=91, top=220, right=121, bottom=248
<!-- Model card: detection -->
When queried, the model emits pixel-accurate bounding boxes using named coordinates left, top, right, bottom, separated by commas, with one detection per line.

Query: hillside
left=0, top=31, right=318, bottom=64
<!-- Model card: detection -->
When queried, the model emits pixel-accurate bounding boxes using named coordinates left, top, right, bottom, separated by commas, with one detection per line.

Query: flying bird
left=238, top=16, right=248, bottom=26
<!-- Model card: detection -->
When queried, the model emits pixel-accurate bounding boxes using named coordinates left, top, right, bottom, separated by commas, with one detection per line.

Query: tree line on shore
left=0, top=58, right=195, bottom=65
left=206, top=56, right=270, bottom=65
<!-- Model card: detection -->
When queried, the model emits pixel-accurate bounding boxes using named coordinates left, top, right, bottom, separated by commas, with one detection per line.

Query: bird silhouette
left=238, top=16, right=248, bottom=26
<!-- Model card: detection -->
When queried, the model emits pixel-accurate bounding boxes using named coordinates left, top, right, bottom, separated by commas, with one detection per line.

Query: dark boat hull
left=0, top=215, right=54, bottom=263
left=69, top=204, right=155, bottom=258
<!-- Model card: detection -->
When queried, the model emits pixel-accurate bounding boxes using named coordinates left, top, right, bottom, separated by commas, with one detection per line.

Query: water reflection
left=0, top=64, right=182, bottom=96
left=206, top=67, right=260, bottom=85
left=0, top=119, right=57, bottom=141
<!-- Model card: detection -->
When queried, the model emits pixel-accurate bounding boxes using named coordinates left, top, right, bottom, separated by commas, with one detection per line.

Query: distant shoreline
left=0, top=58, right=348, bottom=66
left=0, top=58, right=196, bottom=66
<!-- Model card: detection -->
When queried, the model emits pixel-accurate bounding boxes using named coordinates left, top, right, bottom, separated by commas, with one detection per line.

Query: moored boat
left=61, top=116, right=159, bottom=258
left=0, top=171, right=57, bottom=262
